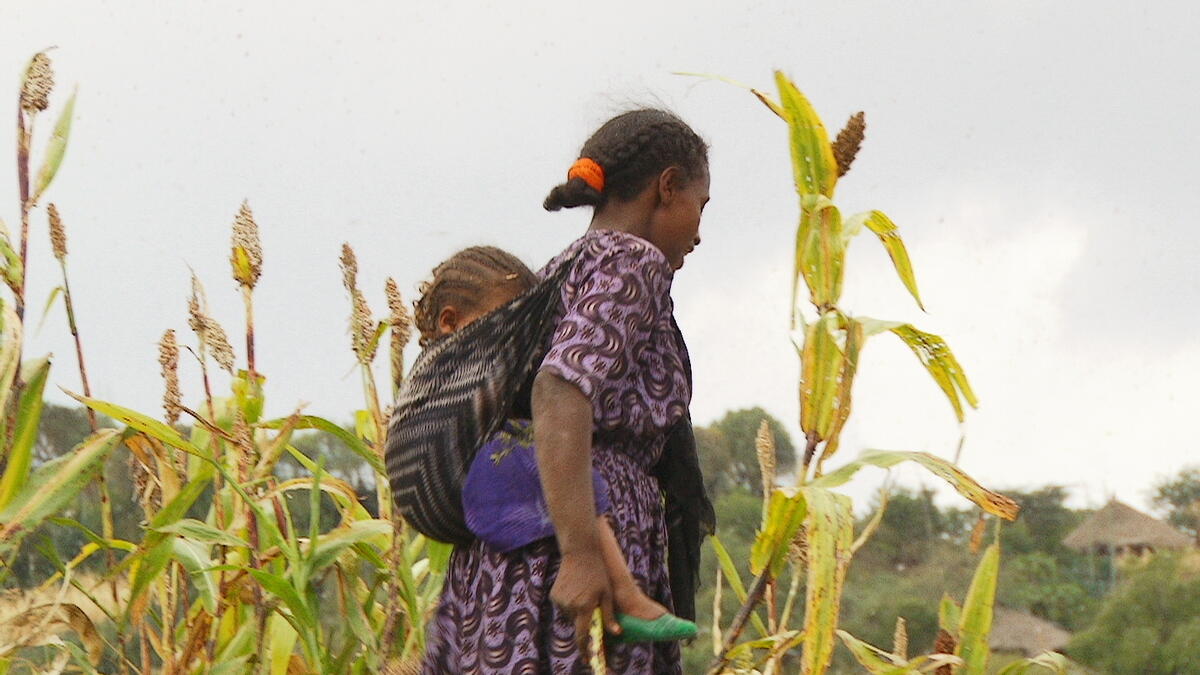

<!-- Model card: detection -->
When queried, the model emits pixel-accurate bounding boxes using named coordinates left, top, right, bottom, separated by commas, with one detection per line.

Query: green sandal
left=612, top=612, right=698, bottom=643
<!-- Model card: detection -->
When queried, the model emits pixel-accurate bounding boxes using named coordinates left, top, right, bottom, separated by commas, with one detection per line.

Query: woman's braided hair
left=413, top=246, right=538, bottom=347
left=543, top=109, right=708, bottom=211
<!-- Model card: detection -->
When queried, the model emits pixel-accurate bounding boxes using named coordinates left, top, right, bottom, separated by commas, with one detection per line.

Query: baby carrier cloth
left=384, top=252, right=715, bottom=620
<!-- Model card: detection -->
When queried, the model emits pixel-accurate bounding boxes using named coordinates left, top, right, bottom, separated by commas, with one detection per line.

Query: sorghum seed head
left=158, top=329, right=181, bottom=426
left=385, top=277, right=412, bottom=383
left=893, top=617, right=908, bottom=661
left=47, top=203, right=67, bottom=261
left=832, top=111, right=866, bottom=178
left=351, top=289, right=375, bottom=363
left=20, top=52, right=53, bottom=113
left=204, top=317, right=235, bottom=373
left=755, top=419, right=777, bottom=497
left=230, top=200, right=263, bottom=288
left=187, top=274, right=206, bottom=337
left=340, top=243, right=358, bottom=294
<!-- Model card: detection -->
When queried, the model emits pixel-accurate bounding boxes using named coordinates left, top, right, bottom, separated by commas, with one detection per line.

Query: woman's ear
left=656, top=165, right=684, bottom=205
left=437, top=305, right=460, bottom=336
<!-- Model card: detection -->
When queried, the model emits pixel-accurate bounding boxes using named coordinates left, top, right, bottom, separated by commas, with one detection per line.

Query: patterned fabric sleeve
left=539, top=239, right=673, bottom=433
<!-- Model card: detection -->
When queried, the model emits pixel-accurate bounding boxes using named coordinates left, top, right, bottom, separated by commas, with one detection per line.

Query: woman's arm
left=532, top=369, right=620, bottom=647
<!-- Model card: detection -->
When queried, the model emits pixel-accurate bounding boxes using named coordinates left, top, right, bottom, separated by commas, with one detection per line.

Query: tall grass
left=0, top=51, right=443, bottom=674
left=684, top=72, right=1078, bottom=674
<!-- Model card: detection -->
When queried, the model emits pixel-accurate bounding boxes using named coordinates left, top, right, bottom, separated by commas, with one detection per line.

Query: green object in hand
left=612, top=613, right=698, bottom=643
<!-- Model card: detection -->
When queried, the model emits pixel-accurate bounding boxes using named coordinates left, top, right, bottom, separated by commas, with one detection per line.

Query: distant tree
left=1069, top=554, right=1200, bottom=673
left=696, top=407, right=795, bottom=497
left=856, top=487, right=944, bottom=569
left=999, top=486, right=1085, bottom=559
left=36, top=402, right=100, bottom=461
left=1150, top=466, right=1200, bottom=542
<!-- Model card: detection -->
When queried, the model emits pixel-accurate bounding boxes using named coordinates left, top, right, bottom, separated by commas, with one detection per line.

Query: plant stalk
left=707, top=571, right=771, bottom=675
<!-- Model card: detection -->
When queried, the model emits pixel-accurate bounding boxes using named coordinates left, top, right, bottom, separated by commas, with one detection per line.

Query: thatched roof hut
left=1063, top=499, right=1193, bottom=553
left=990, top=607, right=1071, bottom=656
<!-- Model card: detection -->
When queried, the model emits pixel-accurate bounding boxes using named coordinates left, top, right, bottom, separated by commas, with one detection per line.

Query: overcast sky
left=3, top=1, right=1197, bottom=514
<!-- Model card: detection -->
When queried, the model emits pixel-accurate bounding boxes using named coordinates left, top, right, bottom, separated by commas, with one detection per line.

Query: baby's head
left=413, top=246, right=537, bottom=347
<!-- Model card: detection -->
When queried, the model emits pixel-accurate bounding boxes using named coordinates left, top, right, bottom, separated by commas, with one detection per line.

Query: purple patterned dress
left=422, top=230, right=691, bottom=674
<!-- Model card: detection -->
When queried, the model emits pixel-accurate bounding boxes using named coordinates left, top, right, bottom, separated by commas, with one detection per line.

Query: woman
left=423, top=108, right=710, bottom=674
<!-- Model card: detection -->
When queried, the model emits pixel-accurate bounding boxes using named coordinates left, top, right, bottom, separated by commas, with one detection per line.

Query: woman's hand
left=532, top=370, right=622, bottom=649
left=552, top=548, right=619, bottom=651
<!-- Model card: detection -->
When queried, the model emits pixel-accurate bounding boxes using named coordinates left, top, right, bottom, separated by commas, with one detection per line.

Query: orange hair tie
left=567, top=157, right=605, bottom=192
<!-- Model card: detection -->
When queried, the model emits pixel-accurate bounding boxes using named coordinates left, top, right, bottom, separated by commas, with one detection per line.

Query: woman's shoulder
left=540, top=230, right=672, bottom=280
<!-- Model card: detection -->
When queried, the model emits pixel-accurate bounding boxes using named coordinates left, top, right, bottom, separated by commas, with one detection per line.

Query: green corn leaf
left=31, top=90, right=76, bottom=204
left=812, top=449, right=1019, bottom=521
left=355, top=409, right=378, bottom=445
left=673, top=71, right=787, bottom=119
left=749, top=488, right=807, bottom=577
left=0, top=357, right=50, bottom=512
left=426, top=538, right=453, bottom=575
left=0, top=236, right=22, bottom=296
left=66, top=391, right=208, bottom=459
left=889, top=324, right=978, bottom=423
left=250, top=568, right=317, bottom=632
left=209, top=656, right=253, bottom=675
left=154, top=518, right=250, bottom=549
left=800, top=311, right=843, bottom=439
left=860, top=211, right=924, bottom=310
left=711, top=535, right=770, bottom=637
left=775, top=71, right=837, bottom=198
left=818, top=316, right=863, bottom=466
left=36, top=285, right=64, bottom=333
left=794, top=195, right=845, bottom=312
left=268, top=613, right=300, bottom=675
left=801, top=486, right=854, bottom=674
left=126, top=536, right=176, bottom=624
left=956, top=543, right=1000, bottom=675
left=306, top=519, right=390, bottom=574
left=263, top=414, right=383, bottom=474
left=836, top=630, right=913, bottom=674
left=712, top=535, right=748, bottom=603
left=231, top=370, right=265, bottom=423
left=170, top=537, right=219, bottom=613
left=0, top=302, right=21, bottom=417
left=938, top=592, right=961, bottom=633
left=0, top=429, right=120, bottom=555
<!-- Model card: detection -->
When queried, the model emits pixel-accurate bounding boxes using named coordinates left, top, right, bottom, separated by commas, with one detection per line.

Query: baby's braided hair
left=544, top=108, right=708, bottom=211
left=413, top=246, right=538, bottom=347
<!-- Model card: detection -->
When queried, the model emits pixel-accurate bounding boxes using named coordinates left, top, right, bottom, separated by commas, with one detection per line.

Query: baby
left=413, top=245, right=696, bottom=643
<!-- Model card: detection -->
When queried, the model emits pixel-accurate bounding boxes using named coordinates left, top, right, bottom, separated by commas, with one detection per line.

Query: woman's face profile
left=648, top=167, right=710, bottom=270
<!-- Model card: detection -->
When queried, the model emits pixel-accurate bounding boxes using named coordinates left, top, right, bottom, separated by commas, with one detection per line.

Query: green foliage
left=697, top=407, right=796, bottom=497
left=854, top=488, right=944, bottom=569
left=1150, top=465, right=1200, bottom=541
left=999, top=487, right=1085, bottom=559
left=1068, top=553, right=1200, bottom=673
left=687, top=71, right=1017, bottom=675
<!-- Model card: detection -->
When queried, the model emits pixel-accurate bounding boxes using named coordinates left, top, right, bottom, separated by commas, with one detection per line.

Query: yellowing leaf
left=889, top=324, right=978, bottom=423
left=775, top=72, right=838, bottom=198
left=801, top=487, right=853, bottom=674
left=31, top=90, right=76, bottom=204
left=818, top=316, right=863, bottom=468
left=800, top=312, right=844, bottom=440
left=812, top=449, right=1019, bottom=521
left=750, top=489, right=807, bottom=577
left=836, top=630, right=913, bottom=674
